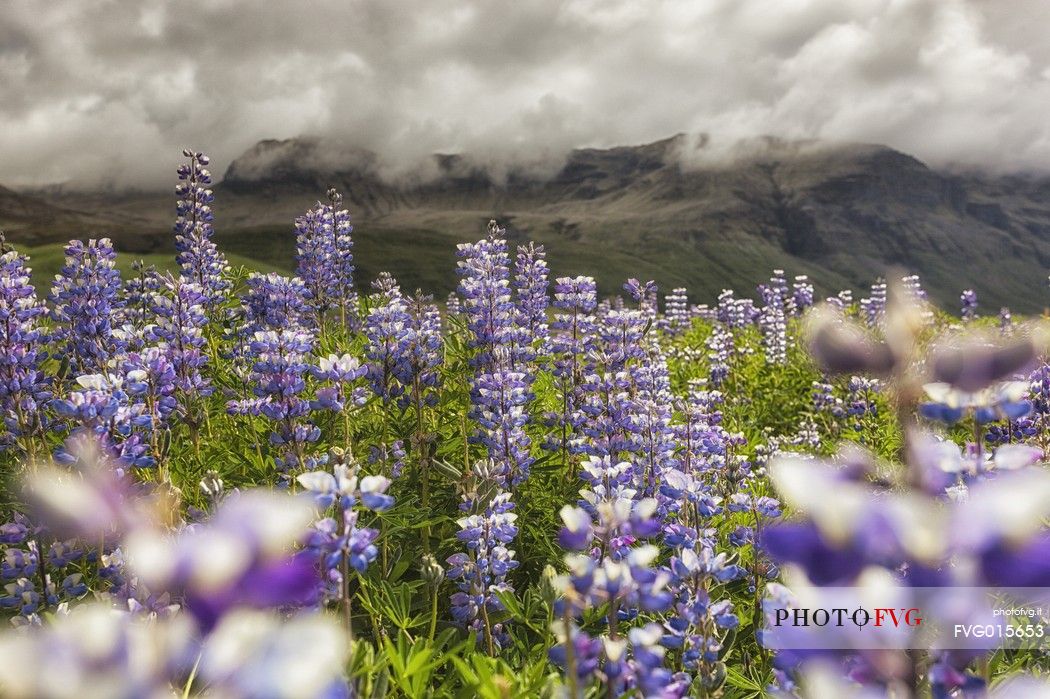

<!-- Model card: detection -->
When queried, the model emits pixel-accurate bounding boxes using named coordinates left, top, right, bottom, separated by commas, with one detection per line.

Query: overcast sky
left=3, top=0, right=1049, bottom=188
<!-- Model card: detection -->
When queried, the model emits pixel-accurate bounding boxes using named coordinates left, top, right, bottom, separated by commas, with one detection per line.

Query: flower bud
left=538, top=564, right=559, bottom=604
left=420, top=554, right=445, bottom=588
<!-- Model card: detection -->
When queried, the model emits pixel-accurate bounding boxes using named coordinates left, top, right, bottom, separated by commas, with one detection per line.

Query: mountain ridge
left=9, top=135, right=1050, bottom=312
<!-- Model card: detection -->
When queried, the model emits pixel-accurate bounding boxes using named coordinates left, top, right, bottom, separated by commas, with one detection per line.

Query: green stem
left=428, top=587, right=438, bottom=643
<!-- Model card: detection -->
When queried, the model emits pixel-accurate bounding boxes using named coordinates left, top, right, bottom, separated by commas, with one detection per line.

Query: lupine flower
left=236, top=273, right=313, bottom=338
left=960, top=288, right=978, bottom=321
left=0, top=603, right=195, bottom=698
left=404, top=292, right=443, bottom=404
left=0, top=601, right=351, bottom=699
left=513, top=242, right=549, bottom=358
left=127, top=490, right=320, bottom=632
left=791, top=275, right=814, bottom=315
left=299, top=453, right=394, bottom=609
left=48, top=238, right=125, bottom=374
left=150, top=275, right=213, bottom=405
left=860, top=280, right=887, bottom=327
left=577, top=364, right=636, bottom=465
left=545, top=275, right=598, bottom=455
left=630, top=349, right=678, bottom=500
left=0, top=249, right=51, bottom=451
left=597, top=290, right=649, bottom=370
left=312, top=353, right=368, bottom=413
left=812, top=380, right=845, bottom=422
left=295, top=197, right=336, bottom=323
left=456, top=222, right=516, bottom=371
left=121, top=348, right=178, bottom=469
left=716, top=289, right=738, bottom=326
left=446, top=292, right=462, bottom=315
left=174, top=149, right=230, bottom=309
left=706, top=321, right=732, bottom=388
left=51, top=373, right=153, bottom=470
left=196, top=610, right=350, bottom=699
left=25, top=434, right=152, bottom=543
left=762, top=295, right=1050, bottom=692
left=470, top=358, right=534, bottom=486
left=624, top=278, right=657, bottom=310
left=759, top=271, right=788, bottom=365
left=295, top=189, right=356, bottom=326
left=551, top=533, right=676, bottom=696
left=327, top=189, right=357, bottom=324
left=920, top=379, right=1030, bottom=426
left=446, top=479, right=519, bottom=652
left=122, top=260, right=162, bottom=330
left=663, top=287, right=690, bottom=335
left=826, top=288, right=854, bottom=312
left=363, top=286, right=412, bottom=403
left=227, top=329, right=321, bottom=478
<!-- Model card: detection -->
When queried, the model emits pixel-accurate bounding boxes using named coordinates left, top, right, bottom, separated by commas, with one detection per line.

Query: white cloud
left=1, top=0, right=1048, bottom=188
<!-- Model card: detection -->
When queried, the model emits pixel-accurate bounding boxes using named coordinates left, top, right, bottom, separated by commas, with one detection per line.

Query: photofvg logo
left=761, top=586, right=1050, bottom=651
left=773, top=606, right=924, bottom=629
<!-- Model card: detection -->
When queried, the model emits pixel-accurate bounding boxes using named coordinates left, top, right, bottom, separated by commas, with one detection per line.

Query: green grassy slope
left=213, top=220, right=859, bottom=304
left=12, top=242, right=284, bottom=290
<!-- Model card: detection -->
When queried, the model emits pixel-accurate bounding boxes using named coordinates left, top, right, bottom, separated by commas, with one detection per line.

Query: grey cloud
left=1, top=0, right=1049, bottom=188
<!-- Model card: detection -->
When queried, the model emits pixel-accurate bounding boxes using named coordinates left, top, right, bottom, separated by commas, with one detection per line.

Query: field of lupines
left=0, top=149, right=1049, bottom=698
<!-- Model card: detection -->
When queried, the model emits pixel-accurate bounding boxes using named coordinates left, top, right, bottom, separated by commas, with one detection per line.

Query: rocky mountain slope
left=16, top=135, right=1050, bottom=312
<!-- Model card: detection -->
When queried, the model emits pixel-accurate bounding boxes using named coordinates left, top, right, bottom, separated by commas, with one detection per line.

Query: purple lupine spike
left=577, top=363, right=635, bottom=463
left=121, top=260, right=162, bottom=350
left=551, top=481, right=674, bottom=696
left=545, top=276, right=598, bottom=456
left=513, top=242, right=549, bottom=358
left=469, top=362, right=533, bottom=486
left=456, top=222, right=516, bottom=371
left=295, top=203, right=336, bottom=324
left=149, top=274, right=212, bottom=403
left=328, top=189, right=357, bottom=325
left=960, top=288, right=978, bottom=322
left=452, top=223, right=537, bottom=648
left=406, top=292, right=443, bottom=406
left=237, top=273, right=313, bottom=338
left=674, top=381, right=727, bottom=480
left=364, top=284, right=412, bottom=405
left=50, top=373, right=153, bottom=472
left=860, top=279, right=887, bottom=327
left=445, top=291, right=462, bottom=315
left=662, top=287, right=690, bottom=335
left=757, top=269, right=787, bottom=308
left=791, top=275, right=814, bottom=315
left=174, top=149, right=230, bottom=309
left=759, top=271, right=787, bottom=365
left=299, top=453, right=394, bottom=612
left=630, top=348, right=678, bottom=501
left=295, top=189, right=356, bottom=326
left=227, top=328, right=321, bottom=480
left=48, top=238, right=126, bottom=375
left=706, top=321, right=732, bottom=388
left=446, top=482, right=519, bottom=653
left=311, top=352, right=367, bottom=413
left=596, top=291, right=648, bottom=370
left=122, top=347, right=178, bottom=434
left=0, top=249, right=51, bottom=451
left=901, top=273, right=927, bottom=300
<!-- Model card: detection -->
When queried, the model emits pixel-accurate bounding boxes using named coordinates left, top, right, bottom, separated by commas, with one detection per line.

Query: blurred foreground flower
left=764, top=285, right=1050, bottom=695
left=1, top=433, right=349, bottom=698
